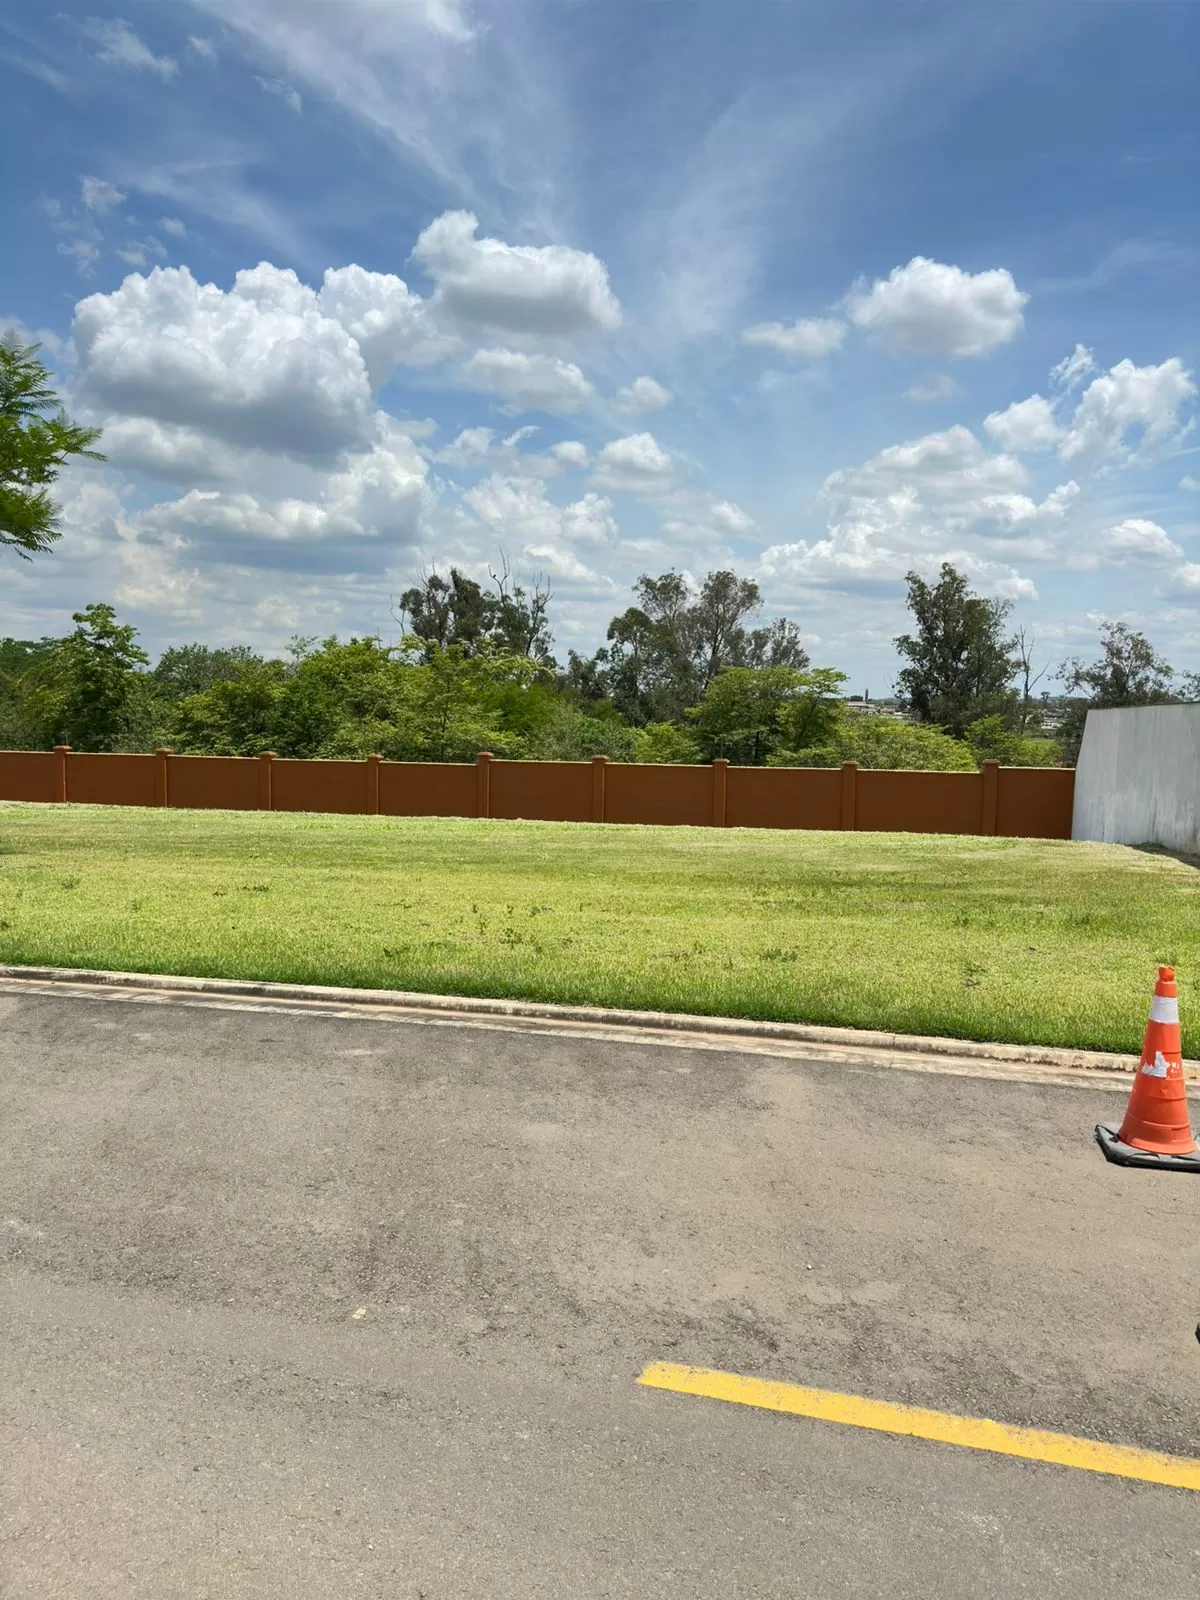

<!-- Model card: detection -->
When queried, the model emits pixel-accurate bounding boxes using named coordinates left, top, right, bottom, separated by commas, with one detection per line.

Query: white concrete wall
left=1072, top=705, right=1200, bottom=853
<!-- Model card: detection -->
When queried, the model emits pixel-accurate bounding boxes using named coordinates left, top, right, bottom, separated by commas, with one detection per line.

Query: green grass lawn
left=0, top=802, right=1196, bottom=1053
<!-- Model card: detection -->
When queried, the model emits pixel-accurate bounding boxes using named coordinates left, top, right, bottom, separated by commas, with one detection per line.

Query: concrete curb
left=1, top=962, right=1189, bottom=1079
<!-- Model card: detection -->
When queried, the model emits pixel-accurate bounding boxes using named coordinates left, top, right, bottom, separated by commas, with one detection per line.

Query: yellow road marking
left=636, top=1362, right=1200, bottom=1492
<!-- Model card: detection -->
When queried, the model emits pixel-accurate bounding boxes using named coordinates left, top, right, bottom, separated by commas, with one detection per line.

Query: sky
left=1, top=0, right=1198, bottom=693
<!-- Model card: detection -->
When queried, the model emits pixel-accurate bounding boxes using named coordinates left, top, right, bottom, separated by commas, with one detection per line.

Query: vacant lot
left=0, top=803, right=1195, bottom=1051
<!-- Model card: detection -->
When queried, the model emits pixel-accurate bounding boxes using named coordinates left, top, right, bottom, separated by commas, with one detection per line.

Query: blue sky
left=2, top=0, right=1198, bottom=691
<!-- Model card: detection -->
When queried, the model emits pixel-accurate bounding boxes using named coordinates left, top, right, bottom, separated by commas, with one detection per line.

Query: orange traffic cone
left=1096, top=966, right=1200, bottom=1171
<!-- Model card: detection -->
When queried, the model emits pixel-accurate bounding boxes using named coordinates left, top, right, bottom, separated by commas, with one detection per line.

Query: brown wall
left=66, top=753, right=159, bottom=808
left=996, top=766, right=1075, bottom=840
left=0, top=751, right=58, bottom=803
left=855, top=769, right=984, bottom=836
left=378, top=761, right=476, bottom=818
left=726, top=766, right=842, bottom=830
left=490, top=759, right=592, bottom=822
left=0, top=747, right=1076, bottom=839
left=271, top=759, right=369, bottom=815
left=604, top=763, right=714, bottom=827
left=166, top=755, right=262, bottom=811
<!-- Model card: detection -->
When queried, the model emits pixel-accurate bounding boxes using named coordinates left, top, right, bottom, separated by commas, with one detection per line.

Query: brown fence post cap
left=54, top=745, right=71, bottom=753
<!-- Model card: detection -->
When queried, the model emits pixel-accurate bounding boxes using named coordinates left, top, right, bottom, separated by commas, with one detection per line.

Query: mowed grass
left=0, top=801, right=1196, bottom=1053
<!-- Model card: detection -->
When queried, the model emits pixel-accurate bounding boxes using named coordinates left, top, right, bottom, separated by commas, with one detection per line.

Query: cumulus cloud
left=1058, top=357, right=1196, bottom=464
left=158, top=218, right=187, bottom=237
left=98, top=416, right=262, bottom=485
left=461, top=348, right=595, bottom=413
left=82, top=18, right=178, bottom=80
left=1094, top=518, right=1183, bottom=564
left=551, top=440, right=589, bottom=468
left=1181, top=475, right=1200, bottom=492
left=133, top=421, right=428, bottom=573
left=845, top=257, right=1028, bottom=357
left=756, top=425, right=1078, bottom=598
left=462, top=474, right=619, bottom=551
left=709, top=500, right=756, bottom=535
left=411, top=210, right=621, bottom=339
left=589, top=432, right=676, bottom=496
left=73, top=263, right=380, bottom=462
left=317, top=263, right=449, bottom=384
left=1050, top=344, right=1096, bottom=391
left=741, top=317, right=846, bottom=360
left=614, top=375, right=672, bottom=414
left=984, top=394, right=1064, bottom=453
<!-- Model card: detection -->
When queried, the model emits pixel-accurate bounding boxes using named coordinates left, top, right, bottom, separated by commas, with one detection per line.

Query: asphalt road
left=2, top=980, right=1198, bottom=1598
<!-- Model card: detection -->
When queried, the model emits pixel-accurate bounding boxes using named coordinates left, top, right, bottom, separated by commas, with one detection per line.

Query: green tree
left=894, top=563, right=1017, bottom=736
left=152, top=643, right=263, bottom=700
left=38, top=604, right=151, bottom=751
left=964, top=715, right=1059, bottom=768
left=772, top=709, right=975, bottom=771
left=690, top=666, right=846, bottom=765
left=1057, top=621, right=1178, bottom=763
left=171, top=661, right=288, bottom=755
left=1, top=333, right=104, bottom=558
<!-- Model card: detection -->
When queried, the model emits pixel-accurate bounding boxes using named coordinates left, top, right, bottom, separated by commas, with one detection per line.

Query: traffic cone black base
left=1095, top=1122, right=1200, bottom=1172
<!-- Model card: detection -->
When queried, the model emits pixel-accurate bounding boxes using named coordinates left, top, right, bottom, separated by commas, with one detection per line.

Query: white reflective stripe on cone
left=1148, top=995, right=1180, bottom=1023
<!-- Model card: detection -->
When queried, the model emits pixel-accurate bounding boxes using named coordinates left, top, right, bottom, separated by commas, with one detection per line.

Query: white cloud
left=411, top=210, right=621, bottom=339
left=1094, top=518, right=1183, bottom=565
left=904, top=374, right=958, bottom=403
left=134, top=421, right=428, bottom=574
left=1050, top=344, right=1096, bottom=391
left=317, top=263, right=449, bottom=384
left=518, top=545, right=616, bottom=588
left=82, top=18, right=178, bottom=80
left=257, top=76, right=303, bottom=113
left=463, top=474, right=619, bottom=551
left=984, top=394, right=1064, bottom=453
left=1181, top=474, right=1200, bottom=492
left=158, top=217, right=187, bottom=238
left=1176, top=564, right=1200, bottom=592
left=461, top=348, right=595, bottom=414
left=741, top=317, right=846, bottom=360
left=81, top=177, right=125, bottom=212
left=589, top=432, right=676, bottom=496
left=756, top=425, right=1077, bottom=598
left=74, top=263, right=377, bottom=462
left=187, top=36, right=218, bottom=62
left=58, top=240, right=100, bottom=273
left=551, top=440, right=589, bottom=468
left=98, top=416, right=261, bottom=485
left=845, top=257, right=1027, bottom=357
left=1059, top=357, right=1197, bottom=464
left=709, top=500, right=755, bottom=535
left=614, top=375, right=673, bottom=414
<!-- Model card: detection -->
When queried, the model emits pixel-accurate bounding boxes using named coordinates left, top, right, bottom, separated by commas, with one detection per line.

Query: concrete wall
left=0, top=747, right=1076, bottom=838
left=1072, top=705, right=1200, bottom=854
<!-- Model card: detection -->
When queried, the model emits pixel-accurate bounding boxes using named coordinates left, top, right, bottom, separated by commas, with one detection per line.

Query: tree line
left=2, top=331, right=1197, bottom=770
left=1, top=563, right=1194, bottom=768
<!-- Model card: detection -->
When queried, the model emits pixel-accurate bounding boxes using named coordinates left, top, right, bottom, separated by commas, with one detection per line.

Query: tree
left=1058, top=621, right=1177, bottom=764
left=43, top=604, right=150, bottom=751
left=894, top=563, right=1017, bottom=736
left=1, top=333, right=104, bottom=558
left=686, top=570, right=762, bottom=689
left=1062, top=621, right=1175, bottom=706
left=772, top=709, right=976, bottom=771
left=690, top=667, right=846, bottom=765
left=964, top=715, right=1059, bottom=768
left=594, top=568, right=807, bottom=724
left=396, top=556, right=554, bottom=665
left=152, top=643, right=263, bottom=700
